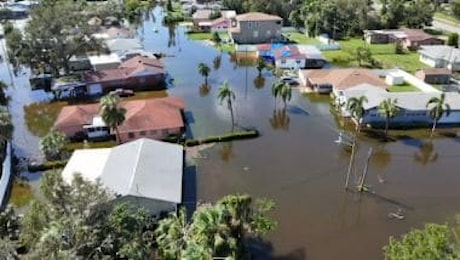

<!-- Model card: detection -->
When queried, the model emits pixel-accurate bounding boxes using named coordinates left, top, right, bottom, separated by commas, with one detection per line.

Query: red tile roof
left=402, top=29, right=439, bottom=42
left=54, top=97, right=185, bottom=134
left=84, top=55, right=165, bottom=83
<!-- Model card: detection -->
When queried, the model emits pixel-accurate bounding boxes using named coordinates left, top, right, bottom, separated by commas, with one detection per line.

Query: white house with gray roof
left=418, top=45, right=460, bottom=72
left=62, top=138, right=183, bottom=216
left=336, top=85, right=460, bottom=127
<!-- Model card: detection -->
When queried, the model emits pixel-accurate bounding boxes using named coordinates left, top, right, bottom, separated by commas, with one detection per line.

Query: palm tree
left=426, top=93, right=450, bottom=137
left=0, top=106, right=13, bottom=141
left=198, top=63, right=210, bottom=86
left=271, top=81, right=292, bottom=110
left=378, top=98, right=400, bottom=136
left=256, top=56, right=265, bottom=77
left=346, top=95, right=368, bottom=132
left=100, top=93, right=126, bottom=143
left=217, top=81, right=236, bottom=129
left=155, top=208, right=189, bottom=259
left=269, top=108, right=290, bottom=131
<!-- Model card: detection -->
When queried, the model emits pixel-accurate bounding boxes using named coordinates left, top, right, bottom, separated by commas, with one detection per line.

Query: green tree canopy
left=40, top=130, right=68, bottom=161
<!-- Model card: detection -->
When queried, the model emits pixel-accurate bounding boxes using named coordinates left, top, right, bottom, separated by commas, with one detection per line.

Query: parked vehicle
left=280, top=77, right=300, bottom=86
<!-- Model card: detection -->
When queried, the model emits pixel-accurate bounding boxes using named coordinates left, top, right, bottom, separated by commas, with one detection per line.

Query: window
left=162, top=129, right=168, bottom=136
left=140, top=131, right=146, bottom=136
left=253, top=30, right=259, bottom=38
left=128, top=132, right=135, bottom=139
left=266, top=30, right=271, bottom=36
left=150, top=130, right=157, bottom=135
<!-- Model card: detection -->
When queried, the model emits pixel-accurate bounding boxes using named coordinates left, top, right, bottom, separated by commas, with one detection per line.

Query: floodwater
left=5, top=6, right=460, bottom=259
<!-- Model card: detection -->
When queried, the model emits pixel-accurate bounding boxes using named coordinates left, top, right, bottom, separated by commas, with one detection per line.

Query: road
left=432, top=18, right=460, bottom=34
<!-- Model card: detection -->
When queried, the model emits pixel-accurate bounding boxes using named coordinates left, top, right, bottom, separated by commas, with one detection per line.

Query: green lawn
left=186, top=32, right=212, bottom=40
left=387, top=84, right=421, bottom=92
left=283, top=32, right=320, bottom=45
left=324, top=38, right=427, bottom=72
left=434, top=12, right=460, bottom=25
left=65, top=140, right=117, bottom=151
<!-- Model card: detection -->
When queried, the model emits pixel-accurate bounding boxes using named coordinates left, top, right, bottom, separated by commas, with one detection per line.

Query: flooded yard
left=4, top=6, right=460, bottom=259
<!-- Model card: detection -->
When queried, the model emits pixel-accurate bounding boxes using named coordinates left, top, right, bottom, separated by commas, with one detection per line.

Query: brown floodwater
left=4, top=7, right=460, bottom=259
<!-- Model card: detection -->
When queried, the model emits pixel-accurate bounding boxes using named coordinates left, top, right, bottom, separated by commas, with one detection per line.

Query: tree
left=383, top=223, right=458, bottom=259
left=356, top=46, right=373, bottom=67
left=269, top=108, right=290, bottom=131
left=447, top=33, right=459, bottom=48
left=100, top=93, right=126, bottom=143
left=377, top=98, right=400, bottom=136
left=40, top=130, right=68, bottom=161
left=452, top=0, right=460, bottom=20
left=198, top=63, right=210, bottom=86
left=6, top=0, right=105, bottom=77
left=426, top=93, right=450, bottom=137
left=0, top=81, right=9, bottom=106
left=256, top=56, right=266, bottom=77
left=346, top=95, right=368, bottom=132
left=217, top=81, right=236, bottom=129
left=403, top=0, right=435, bottom=28
left=156, top=194, right=277, bottom=259
left=272, top=82, right=292, bottom=110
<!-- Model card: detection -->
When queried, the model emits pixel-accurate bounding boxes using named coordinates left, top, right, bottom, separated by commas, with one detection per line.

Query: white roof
left=297, top=45, right=325, bottom=60
left=88, top=53, right=121, bottom=65
left=92, top=33, right=110, bottom=40
left=106, top=38, right=142, bottom=52
left=343, top=86, right=460, bottom=111
left=419, top=45, right=460, bottom=63
left=62, top=138, right=183, bottom=203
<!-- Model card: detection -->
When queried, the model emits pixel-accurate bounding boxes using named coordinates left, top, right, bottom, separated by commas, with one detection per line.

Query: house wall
left=55, top=124, right=85, bottom=139
left=92, top=62, right=121, bottom=71
left=305, top=58, right=325, bottom=69
left=365, top=33, right=389, bottom=44
left=231, top=19, right=282, bottom=44
left=423, top=74, right=450, bottom=84
left=419, top=54, right=445, bottom=68
left=119, top=126, right=183, bottom=143
left=115, top=195, right=177, bottom=217
left=405, top=38, right=444, bottom=50
left=275, top=57, right=306, bottom=69
left=99, top=74, right=166, bottom=93
left=362, top=108, right=460, bottom=127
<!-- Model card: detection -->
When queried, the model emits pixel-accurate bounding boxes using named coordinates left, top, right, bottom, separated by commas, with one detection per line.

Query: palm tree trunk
left=431, top=120, right=437, bottom=138
left=115, top=127, right=122, bottom=144
left=385, top=118, right=389, bottom=136
left=229, top=100, right=235, bottom=131
left=205, top=76, right=208, bottom=86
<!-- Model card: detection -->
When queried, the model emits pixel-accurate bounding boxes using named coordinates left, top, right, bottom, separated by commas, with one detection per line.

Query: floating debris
left=388, top=208, right=405, bottom=220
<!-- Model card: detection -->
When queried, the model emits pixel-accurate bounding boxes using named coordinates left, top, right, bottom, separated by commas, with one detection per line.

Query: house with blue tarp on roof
left=257, top=44, right=326, bottom=69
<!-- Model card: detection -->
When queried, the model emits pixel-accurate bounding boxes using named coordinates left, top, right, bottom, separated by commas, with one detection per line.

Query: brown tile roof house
left=54, top=97, right=185, bottom=143
left=84, top=55, right=166, bottom=93
left=364, top=29, right=444, bottom=49
left=415, top=68, right=452, bottom=84
left=299, top=68, right=388, bottom=93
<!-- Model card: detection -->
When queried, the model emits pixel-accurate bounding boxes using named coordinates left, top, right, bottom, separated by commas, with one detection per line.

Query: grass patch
left=283, top=32, right=320, bottom=45
left=9, top=180, right=34, bottom=208
left=325, top=38, right=427, bottom=72
left=122, top=90, right=168, bottom=101
left=186, top=32, right=212, bottom=40
left=387, top=83, right=421, bottom=92
left=24, top=101, right=68, bottom=137
left=65, top=140, right=117, bottom=151
left=434, top=12, right=460, bottom=25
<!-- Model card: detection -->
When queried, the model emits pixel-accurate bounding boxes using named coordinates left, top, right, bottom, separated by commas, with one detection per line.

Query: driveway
left=432, top=18, right=460, bottom=34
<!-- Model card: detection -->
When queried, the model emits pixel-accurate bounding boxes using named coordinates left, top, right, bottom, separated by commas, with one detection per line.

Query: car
left=280, top=77, right=300, bottom=86
left=110, top=88, right=135, bottom=97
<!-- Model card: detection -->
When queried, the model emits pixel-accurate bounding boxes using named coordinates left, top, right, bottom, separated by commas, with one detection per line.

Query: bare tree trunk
left=115, top=127, right=122, bottom=144
left=430, top=120, right=437, bottom=138
left=229, top=100, right=234, bottom=132
left=385, top=118, right=389, bottom=136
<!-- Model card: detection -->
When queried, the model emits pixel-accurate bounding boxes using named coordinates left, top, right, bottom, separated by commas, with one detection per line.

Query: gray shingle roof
left=418, top=45, right=460, bottom=63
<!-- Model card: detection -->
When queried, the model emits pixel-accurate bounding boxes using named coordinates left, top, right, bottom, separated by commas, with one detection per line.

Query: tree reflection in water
left=253, top=75, right=265, bottom=89
left=414, top=140, right=438, bottom=165
left=269, top=109, right=290, bottom=131
left=213, top=54, right=222, bottom=71
left=219, top=142, right=234, bottom=162
left=199, top=84, right=211, bottom=97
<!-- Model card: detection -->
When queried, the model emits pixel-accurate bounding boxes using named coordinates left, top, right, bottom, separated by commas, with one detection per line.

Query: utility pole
left=358, top=147, right=373, bottom=192
left=344, top=139, right=357, bottom=190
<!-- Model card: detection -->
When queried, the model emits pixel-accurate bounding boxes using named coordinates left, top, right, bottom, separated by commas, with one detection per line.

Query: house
left=88, top=53, right=121, bottom=71
left=92, top=26, right=136, bottom=40
left=273, top=45, right=306, bottom=70
left=61, top=138, right=183, bottom=216
left=415, top=68, right=451, bottom=84
left=337, top=85, right=460, bottom=127
left=364, top=29, right=444, bottom=49
left=54, top=97, right=185, bottom=143
left=229, top=12, right=283, bottom=44
left=297, top=45, right=326, bottom=69
left=192, top=9, right=212, bottom=28
left=105, top=38, right=142, bottom=55
left=298, top=68, right=387, bottom=94
left=418, top=45, right=460, bottom=72
left=84, top=55, right=166, bottom=94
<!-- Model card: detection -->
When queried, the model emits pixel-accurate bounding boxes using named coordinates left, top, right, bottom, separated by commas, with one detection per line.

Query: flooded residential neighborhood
left=1, top=1, right=460, bottom=259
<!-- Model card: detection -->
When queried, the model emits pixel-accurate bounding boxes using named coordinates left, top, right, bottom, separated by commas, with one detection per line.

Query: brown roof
left=54, top=97, right=185, bottom=133
left=402, top=29, right=437, bottom=42
left=84, top=55, right=165, bottom=83
left=236, top=12, right=282, bottom=22
left=419, top=68, right=452, bottom=76
left=300, top=68, right=387, bottom=90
